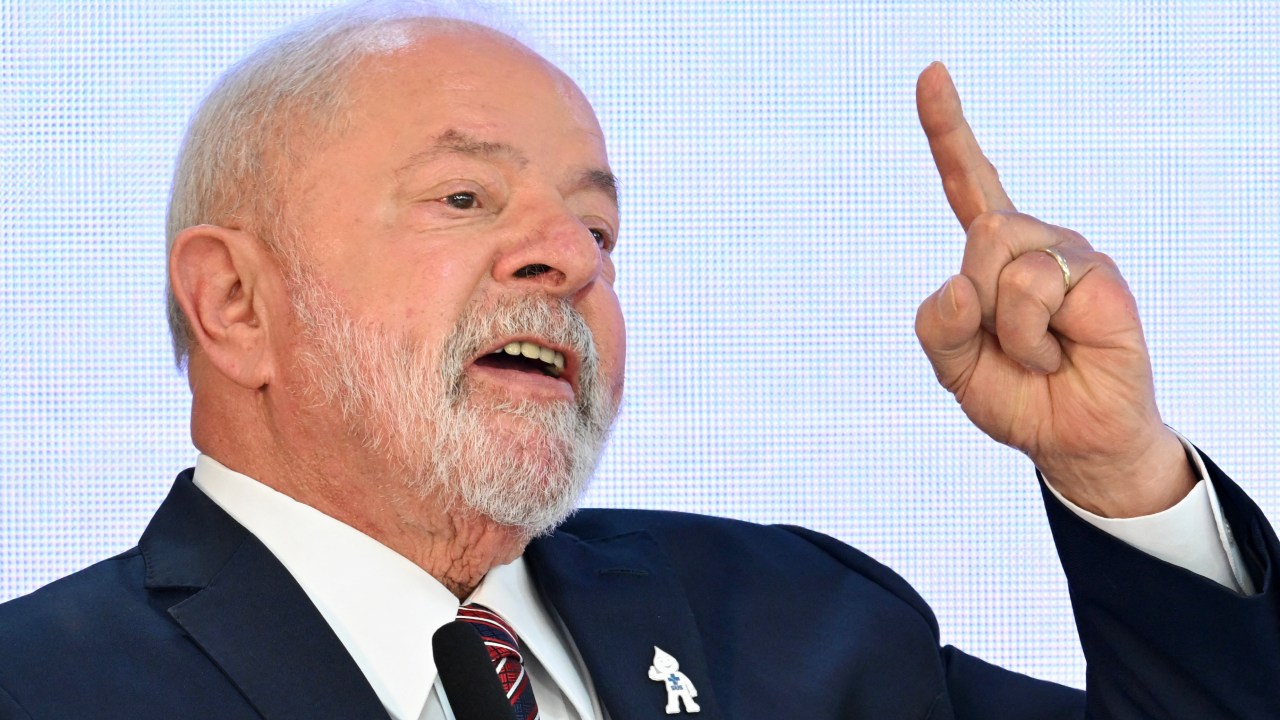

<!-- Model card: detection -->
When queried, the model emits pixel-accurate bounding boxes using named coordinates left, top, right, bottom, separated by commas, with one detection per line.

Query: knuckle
left=1058, top=226, right=1092, bottom=249
left=1092, top=250, right=1119, bottom=272
left=966, top=210, right=1013, bottom=239
left=998, top=259, right=1041, bottom=298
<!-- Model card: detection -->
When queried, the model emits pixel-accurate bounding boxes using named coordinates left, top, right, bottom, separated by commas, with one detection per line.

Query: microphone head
left=432, top=620, right=518, bottom=720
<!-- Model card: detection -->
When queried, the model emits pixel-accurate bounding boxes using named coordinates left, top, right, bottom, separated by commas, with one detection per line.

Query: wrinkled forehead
left=260, top=17, right=608, bottom=214
left=265, top=18, right=612, bottom=245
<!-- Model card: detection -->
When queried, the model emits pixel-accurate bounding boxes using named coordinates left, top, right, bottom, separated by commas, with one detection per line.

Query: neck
left=192, top=371, right=532, bottom=598
left=199, top=435, right=527, bottom=600
left=295, top=471, right=528, bottom=598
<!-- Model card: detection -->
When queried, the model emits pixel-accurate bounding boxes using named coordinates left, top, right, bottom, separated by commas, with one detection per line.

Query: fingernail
left=1021, top=360, right=1050, bottom=375
left=938, top=276, right=959, bottom=320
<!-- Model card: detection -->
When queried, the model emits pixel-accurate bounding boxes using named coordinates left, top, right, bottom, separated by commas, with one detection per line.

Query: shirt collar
left=191, top=455, right=596, bottom=720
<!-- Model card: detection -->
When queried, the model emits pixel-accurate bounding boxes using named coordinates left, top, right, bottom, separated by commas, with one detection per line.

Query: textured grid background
left=2, top=0, right=1278, bottom=690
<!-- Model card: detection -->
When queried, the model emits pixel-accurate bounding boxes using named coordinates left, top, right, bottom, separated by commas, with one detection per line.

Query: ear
left=169, top=224, right=280, bottom=389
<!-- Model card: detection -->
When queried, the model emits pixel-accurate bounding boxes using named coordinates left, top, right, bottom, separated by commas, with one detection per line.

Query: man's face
left=272, top=26, right=625, bottom=533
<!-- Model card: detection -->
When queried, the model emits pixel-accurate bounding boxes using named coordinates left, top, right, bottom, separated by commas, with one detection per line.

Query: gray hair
left=164, top=0, right=528, bottom=365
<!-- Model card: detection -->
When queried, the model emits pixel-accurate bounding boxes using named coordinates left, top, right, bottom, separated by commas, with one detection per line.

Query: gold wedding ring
left=1041, top=247, right=1071, bottom=293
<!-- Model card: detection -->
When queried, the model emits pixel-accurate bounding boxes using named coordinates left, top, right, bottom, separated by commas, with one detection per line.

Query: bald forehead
left=266, top=15, right=611, bottom=243
left=356, top=19, right=584, bottom=101
left=262, top=17, right=601, bottom=202
left=334, top=22, right=602, bottom=141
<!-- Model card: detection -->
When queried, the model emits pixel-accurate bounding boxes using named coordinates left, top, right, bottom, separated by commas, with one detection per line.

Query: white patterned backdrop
left=2, top=0, right=1277, bottom=689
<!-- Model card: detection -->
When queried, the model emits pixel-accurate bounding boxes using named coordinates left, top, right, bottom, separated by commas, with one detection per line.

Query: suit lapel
left=527, top=527, right=722, bottom=720
left=142, top=473, right=387, bottom=720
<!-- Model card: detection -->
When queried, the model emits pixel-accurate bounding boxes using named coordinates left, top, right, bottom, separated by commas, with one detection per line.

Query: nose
left=493, top=201, right=604, bottom=297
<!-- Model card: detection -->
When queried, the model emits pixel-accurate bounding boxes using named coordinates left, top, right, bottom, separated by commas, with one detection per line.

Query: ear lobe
left=169, top=224, right=278, bottom=389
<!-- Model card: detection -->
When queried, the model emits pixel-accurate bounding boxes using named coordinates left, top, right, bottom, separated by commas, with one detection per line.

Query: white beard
left=287, top=271, right=618, bottom=537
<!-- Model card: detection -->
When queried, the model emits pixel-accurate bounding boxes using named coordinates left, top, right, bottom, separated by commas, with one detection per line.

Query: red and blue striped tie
left=456, top=603, right=540, bottom=720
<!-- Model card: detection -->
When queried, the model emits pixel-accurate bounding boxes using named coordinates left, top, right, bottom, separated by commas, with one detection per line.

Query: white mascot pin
left=647, top=646, right=701, bottom=714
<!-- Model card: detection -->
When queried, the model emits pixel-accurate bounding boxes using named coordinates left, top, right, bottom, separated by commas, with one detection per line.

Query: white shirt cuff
left=1043, top=434, right=1255, bottom=594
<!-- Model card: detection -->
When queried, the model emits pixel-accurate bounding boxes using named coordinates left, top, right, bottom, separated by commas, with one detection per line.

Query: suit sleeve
left=1044, top=448, right=1280, bottom=718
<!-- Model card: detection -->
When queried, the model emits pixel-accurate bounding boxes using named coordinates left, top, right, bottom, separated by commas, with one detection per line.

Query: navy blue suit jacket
left=1, top=451, right=1276, bottom=718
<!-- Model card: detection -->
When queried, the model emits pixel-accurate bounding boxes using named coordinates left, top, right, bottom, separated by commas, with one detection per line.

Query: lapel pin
left=647, top=646, right=701, bottom=714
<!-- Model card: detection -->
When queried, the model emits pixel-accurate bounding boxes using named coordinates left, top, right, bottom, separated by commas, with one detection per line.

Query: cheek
left=601, top=253, right=618, bottom=285
left=590, top=289, right=626, bottom=395
left=374, top=249, right=491, bottom=330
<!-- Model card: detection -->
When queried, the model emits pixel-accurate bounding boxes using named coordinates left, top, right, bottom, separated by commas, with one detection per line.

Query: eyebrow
left=396, top=128, right=620, bottom=207
left=573, top=168, right=620, bottom=208
left=435, top=128, right=529, bottom=166
left=394, top=129, right=528, bottom=174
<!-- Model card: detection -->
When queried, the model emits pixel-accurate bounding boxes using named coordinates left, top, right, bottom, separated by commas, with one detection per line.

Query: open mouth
left=472, top=341, right=566, bottom=379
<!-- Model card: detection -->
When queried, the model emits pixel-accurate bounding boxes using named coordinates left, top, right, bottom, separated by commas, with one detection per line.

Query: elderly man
left=0, top=2, right=1276, bottom=719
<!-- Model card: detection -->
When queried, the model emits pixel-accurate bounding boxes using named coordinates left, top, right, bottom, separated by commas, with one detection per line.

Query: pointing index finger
left=917, top=62, right=1015, bottom=230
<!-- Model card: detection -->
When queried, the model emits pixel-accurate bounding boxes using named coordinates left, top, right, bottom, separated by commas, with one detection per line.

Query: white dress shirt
left=191, top=438, right=1249, bottom=719
left=193, top=456, right=604, bottom=720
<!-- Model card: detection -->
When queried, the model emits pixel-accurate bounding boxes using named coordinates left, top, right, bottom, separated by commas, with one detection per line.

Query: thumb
left=915, top=274, right=983, bottom=394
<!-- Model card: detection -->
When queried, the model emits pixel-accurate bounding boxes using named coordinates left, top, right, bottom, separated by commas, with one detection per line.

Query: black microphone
left=432, top=620, right=518, bottom=720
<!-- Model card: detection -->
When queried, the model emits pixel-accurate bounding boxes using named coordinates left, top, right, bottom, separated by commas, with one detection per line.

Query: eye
left=441, top=192, right=479, bottom=210
left=589, top=227, right=615, bottom=251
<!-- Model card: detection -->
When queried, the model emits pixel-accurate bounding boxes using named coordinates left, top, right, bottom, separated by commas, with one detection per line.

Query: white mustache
left=440, top=294, right=603, bottom=413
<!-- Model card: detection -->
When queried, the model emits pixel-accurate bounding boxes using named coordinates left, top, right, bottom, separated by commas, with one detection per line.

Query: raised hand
left=913, top=62, right=1195, bottom=518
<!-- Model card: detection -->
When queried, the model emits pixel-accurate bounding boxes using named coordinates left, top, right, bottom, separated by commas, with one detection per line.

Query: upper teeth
left=497, top=341, right=566, bottom=377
